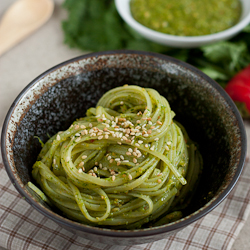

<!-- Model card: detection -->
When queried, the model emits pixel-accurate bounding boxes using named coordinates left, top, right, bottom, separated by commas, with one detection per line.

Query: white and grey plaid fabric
left=0, top=125, right=249, bottom=250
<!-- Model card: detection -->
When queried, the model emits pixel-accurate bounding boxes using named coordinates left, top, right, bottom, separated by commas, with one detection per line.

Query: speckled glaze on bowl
left=1, top=50, right=247, bottom=245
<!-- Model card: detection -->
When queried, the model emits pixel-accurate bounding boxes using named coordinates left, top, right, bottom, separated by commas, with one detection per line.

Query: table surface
left=0, top=0, right=249, bottom=249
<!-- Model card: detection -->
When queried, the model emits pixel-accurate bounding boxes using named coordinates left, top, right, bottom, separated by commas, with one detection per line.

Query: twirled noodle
left=31, top=85, right=202, bottom=229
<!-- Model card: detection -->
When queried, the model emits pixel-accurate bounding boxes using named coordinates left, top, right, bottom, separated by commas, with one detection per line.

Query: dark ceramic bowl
left=1, top=50, right=247, bottom=245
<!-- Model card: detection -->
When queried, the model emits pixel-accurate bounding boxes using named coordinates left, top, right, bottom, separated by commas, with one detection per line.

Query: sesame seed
left=117, top=142, right=122, bottom=145
left=74, top=125, right=79, bottom=129
left=148, top=121, right=152, bottom=125
left=133, top=158, right=137, bottom=163
left=82, top=155, right=87, bottom=159
left=94, top=167, right=98, bottom=172
left=79, top=162, right=84, bottom=167
left=150, top=145, right=155, bottom=151
left=135, top=143, right=140, bottom=147
left=138, top=140, right=143, bottom=144
left=167, top=141, right=171, bottom=145
left=103, top=167, right=107, bottom=170
left=75, top=133, right=80, bottom=137
left=122, top=136, right=127, bottom=141
left=97, top=132, right=102, bottom=136
left=133, top=152, right=137, bottom=157
left=147, top=130, right=152, bottom=134
left=104, top=127, right=108, bottom=132
left=105, top=134, right=109, bottom=139
left=136, top=120, right=141, bottom=123
left=53, top=159, right=56, bottom=165
left=99, top=163, right=102, bottom=168
left=66, top=156, right=70, bottom=162
left=56, top=135, right=60, bottom=141
left=117, top=161, right=121, bottom=166
left=78, top=169, right=83, bottom=173
left=154, top=138, right=159, bottom=141
left=145, top=144, right=149, bottom=148
left=110, top=159, right=113, bottom=163
left=98, top=135, right=103, bottom=140
left=112, top=175, right=116, bottom=181
left=80, top=125, right=86, bottom=129
left=89, top=123, right=93, bottom=128
left=150, top=126, right=155, bottom=129
left=115, top=158, right=120, bottom=162
left=90, top=133, right=96, bottom=137
left=83, top=130, right=88, bottom=135
left=120, top=155, right=124, bottom=160
left=157, top=179, right=162, bottom=184
left=120, top=101, right=124, bottom=105
left=92, top=173, right=97, bottom=177
left=75, top=137, right=81, bottom=142
left=101, top=196, right=104, bottom=199
left=128, top=174, right=132, bottom=180
left=107, top=156, right=112, bottom=160
left=143, top=134, right=149, bottom=137
left=128, top=148, right=133, bottom=153
left=82, top=167, right=85, bottom=171
left=157, top=121, right=162, bottom=125
left=126, top=152, right=131, bottom=156
left=123, top=160, right=129, bottom=163
left=165, top=146, right=169, bottom=151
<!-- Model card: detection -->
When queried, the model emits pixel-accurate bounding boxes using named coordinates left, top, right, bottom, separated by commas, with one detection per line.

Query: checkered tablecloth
left=0, top=124, right=250, bottom=250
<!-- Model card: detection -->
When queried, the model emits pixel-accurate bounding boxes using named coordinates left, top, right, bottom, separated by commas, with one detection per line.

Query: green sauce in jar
left=130, top=0, right=242, bottom=36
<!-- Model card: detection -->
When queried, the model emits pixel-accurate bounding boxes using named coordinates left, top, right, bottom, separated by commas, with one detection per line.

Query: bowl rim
left=1, top=50, right=247, bottom=238
left=115, top=0, right=250, bottom=44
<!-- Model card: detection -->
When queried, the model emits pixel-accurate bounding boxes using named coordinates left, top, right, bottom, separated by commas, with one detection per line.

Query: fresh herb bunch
left=62, top=0, right=250, bottom=88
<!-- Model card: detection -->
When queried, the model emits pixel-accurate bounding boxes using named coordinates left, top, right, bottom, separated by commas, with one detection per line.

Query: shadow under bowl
left=1, top=50, right=247, bottom=245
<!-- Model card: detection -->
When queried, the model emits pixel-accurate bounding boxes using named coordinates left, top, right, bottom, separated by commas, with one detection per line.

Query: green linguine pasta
left=31, top=85, right=202, bottom=229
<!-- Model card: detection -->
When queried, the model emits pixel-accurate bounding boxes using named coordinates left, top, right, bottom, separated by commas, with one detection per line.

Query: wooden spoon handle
left=0, top=25, right=35, bottom=56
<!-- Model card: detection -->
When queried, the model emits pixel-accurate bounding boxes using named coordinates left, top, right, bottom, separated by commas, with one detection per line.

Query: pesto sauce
left=130, top=0, right=241, bottom=36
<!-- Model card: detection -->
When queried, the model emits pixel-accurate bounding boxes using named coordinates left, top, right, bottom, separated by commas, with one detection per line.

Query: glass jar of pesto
left=130, top=0, right=241, bottom=36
